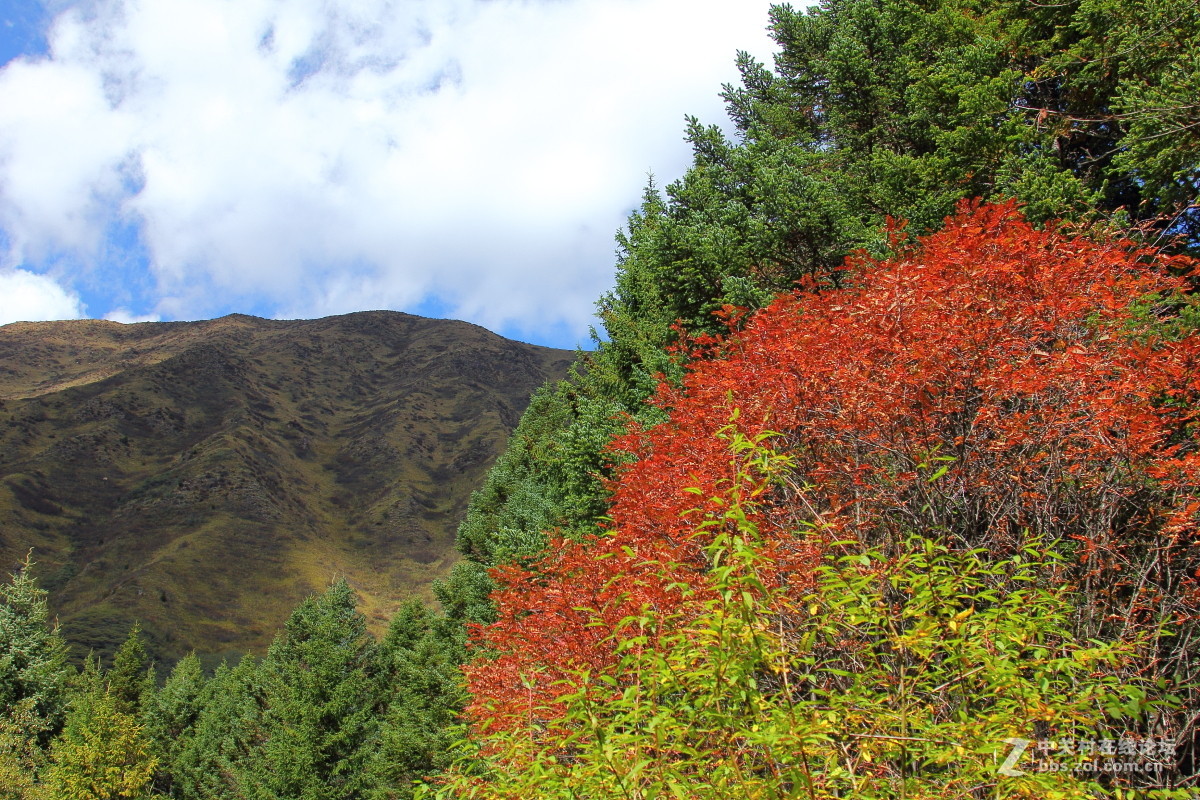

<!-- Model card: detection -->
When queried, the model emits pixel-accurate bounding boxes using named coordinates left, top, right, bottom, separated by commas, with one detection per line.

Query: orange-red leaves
left=463, top=201, right=1200, bottom=751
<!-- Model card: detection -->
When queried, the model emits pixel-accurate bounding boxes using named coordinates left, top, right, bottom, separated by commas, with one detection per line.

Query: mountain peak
left=0, top=313, right=572, bottom=665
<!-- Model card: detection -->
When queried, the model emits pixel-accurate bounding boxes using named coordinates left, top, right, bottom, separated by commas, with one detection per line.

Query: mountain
left=0, top=311, right=572, bottom=665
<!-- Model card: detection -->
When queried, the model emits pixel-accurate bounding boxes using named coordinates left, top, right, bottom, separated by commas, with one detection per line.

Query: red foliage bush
left=464, top=200, right=1200, bottom=744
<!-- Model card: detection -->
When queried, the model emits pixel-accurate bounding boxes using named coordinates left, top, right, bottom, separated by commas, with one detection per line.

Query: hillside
left=0, top=311, right=571, bottom=664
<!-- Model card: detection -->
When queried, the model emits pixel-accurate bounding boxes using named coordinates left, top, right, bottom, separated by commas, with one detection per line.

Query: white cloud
left=0, top=0, right=778, bottom=346
left=0, top=268, right=86, bottom=324
left=103, top=308, right=161, bottom=323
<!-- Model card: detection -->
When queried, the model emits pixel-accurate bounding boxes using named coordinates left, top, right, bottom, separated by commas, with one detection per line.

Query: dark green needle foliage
left=169, top=655, right=265, bottom=800
left=0, top=557, right=72, bottom=794
left=431, top=1, right=1200, bottom=790
left=0, top=556, right=70, bottom=749
left=457, top=0, right=1200, bottom=587
left=253, top=578, right=382, bottom=800
left=365, top=600, right=468, bottom=800
left=106, top=624, right=154, bottom=717
left=141, top=653, right=206, bottom=797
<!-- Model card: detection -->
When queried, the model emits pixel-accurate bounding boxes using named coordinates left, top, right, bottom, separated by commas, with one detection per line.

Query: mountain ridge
left=0, top=310, right=572, bottom=666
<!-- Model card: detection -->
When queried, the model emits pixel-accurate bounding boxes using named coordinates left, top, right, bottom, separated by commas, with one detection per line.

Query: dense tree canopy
left=437, top=4, right=1200, bottom=793
left=456, top=0, right=1200, bottom=605
left=445, top=202, right=1200, bottom=796
left=39, top=662, right=157, bottom=800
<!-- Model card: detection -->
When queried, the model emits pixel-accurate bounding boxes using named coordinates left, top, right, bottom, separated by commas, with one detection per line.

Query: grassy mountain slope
left=0, top=311, right=571, bottom=665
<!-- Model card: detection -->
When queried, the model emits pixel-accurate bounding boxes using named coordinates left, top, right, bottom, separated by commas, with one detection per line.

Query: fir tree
left=40, top=662, right=156, bottom=800
left=0, top=554, right=70, bottom=748
left=366, top=601, right=466, bottom=799
left=453, top=0, right=1200, bottom=601
left=254, top=579, right=381, bottom=800
left=106, top=624, right=152, bottom=717
left=170, top=655, right=265, bottom=800
left=142, top=653, right=206, bottom=796
left=0, top=555, right=71, bottom=794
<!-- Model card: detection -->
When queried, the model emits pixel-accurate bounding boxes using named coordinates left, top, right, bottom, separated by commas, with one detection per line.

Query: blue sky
left=0, top=0, right=777, bottom=349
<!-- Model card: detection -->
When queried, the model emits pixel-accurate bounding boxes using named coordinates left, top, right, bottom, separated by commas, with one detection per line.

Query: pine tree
left=40, top=662, right=156, bottom=800
left=254, top=579, right=381, bottom=800
left=142, top=653, right=206, bottom=796
left=0, top=555, right=72, bottom=795
left=423, top=1, right=1200, bottom=792
left=0, top=698, right=47, bottom=799
left=0, top=555, right=71, bottom=748
left=455, top=0, right=1200, bottom=589
left=170, top=655, right=265, bottom=800
left=366, top=601, right=466, bottom=799
left=106, top=624, right=152, bottom=717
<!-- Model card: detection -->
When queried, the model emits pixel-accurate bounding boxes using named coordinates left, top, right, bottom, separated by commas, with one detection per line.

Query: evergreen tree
left=0, top=555, right=70, bottom=749
left=253, top=579, right=381, bottom=800
left=366, top=601, right=466, bottom=799
left=429, top=3, right=1200, bottom=791
left=106, top=624, right=153, bottom=717
left=0, top=698, right=47, bottom=799
left=40, top=662, right=156, bottom=800
left=142, top=653, right=206, bottom=796
left=0, top=555, right=71, bottom=794
left=454, top=0, right=1200, bottom=583
left=170, top=655, right=265, bottom=800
